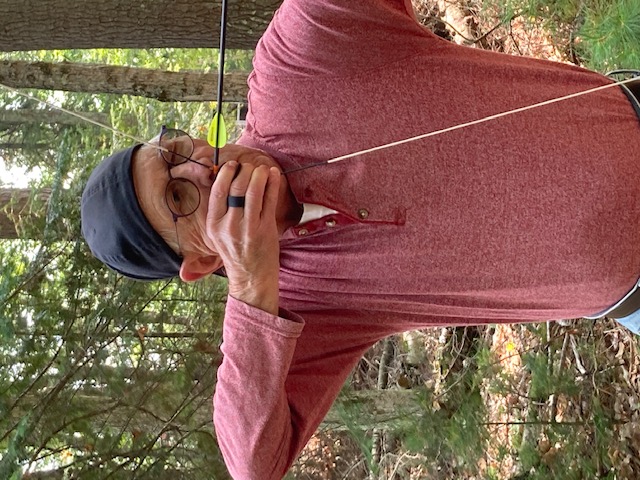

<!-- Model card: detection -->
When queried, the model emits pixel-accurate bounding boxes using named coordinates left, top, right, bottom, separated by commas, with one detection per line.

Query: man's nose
left=192, top=142, right=216, bottom=162
left=171, top=158, right=214, bottom=187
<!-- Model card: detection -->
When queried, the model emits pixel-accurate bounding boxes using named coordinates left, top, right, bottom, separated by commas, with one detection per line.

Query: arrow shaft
left=213, top=0, right=229, bottom=170
left=282, top=75, right=640, bottom=175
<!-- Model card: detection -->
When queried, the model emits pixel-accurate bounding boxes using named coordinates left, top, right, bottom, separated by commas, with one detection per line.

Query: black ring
left=227, top=195, right=246, bottom=208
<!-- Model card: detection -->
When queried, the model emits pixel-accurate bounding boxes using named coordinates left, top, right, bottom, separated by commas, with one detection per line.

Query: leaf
left=207, top=112, right=227, bottom=148
left=136, top=325, right=148, bottom=343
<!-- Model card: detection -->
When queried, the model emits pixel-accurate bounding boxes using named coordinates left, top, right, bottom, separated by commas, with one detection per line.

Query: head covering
left=81, top=145, right=182, bottom=280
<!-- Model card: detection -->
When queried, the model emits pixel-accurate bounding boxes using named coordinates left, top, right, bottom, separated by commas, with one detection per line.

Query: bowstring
left=1, top=76, right=638, bottom=167
left=0, top=82, right=169, bottom=152
left=283, top=75, right=640, bottom=174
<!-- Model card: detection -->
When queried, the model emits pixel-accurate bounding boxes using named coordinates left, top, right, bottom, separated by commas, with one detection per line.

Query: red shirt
left=219, top=0, right=640, bottom=477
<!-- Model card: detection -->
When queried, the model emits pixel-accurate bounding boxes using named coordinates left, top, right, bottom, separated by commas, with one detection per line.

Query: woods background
left=1, top=0, right=640, bottom=479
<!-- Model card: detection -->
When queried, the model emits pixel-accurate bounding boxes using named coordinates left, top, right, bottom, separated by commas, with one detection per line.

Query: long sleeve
left=213, top=296, right=381, bottom=479
left=253, top=0, right=435, bottom=77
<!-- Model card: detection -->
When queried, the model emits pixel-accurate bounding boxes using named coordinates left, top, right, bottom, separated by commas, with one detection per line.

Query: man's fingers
left=262, top=167, right=281, bottom=220
left=244, top=165, right=270, bottom=221
left=208, top=161, right=239, bottom=222
left=244, top=166, right=280, bottom=222
left=228, top=163, right=254, bottom=198
left=207, top=161, right=278, bottom=237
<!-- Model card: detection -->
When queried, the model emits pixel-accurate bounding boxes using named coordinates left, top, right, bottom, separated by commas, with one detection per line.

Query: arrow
left=1, top=73, right=638, bottom=176
left=281, top=74, right=640, bottom=175
left=208, top=0, right=229, bottom=176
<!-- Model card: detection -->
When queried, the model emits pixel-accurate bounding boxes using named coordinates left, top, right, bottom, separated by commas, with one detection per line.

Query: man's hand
left=206, top=161, right=281, bottom=315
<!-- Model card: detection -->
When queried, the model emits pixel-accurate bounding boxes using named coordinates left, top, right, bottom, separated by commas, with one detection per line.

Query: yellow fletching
left=207, top=113, right=228, bottom=148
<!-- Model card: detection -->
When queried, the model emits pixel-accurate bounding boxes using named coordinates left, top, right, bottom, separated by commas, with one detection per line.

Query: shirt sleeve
left=253, top=0, right=438, bottom=77
left=213, top=296, right=381, bottom=480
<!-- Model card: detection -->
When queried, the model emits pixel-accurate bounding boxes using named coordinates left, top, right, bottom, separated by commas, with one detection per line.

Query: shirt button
left=357, top=208, right=369, bottom=219
left=298, top=228, right=309, bottom=236
left=325, top=219, right=337, bottom=227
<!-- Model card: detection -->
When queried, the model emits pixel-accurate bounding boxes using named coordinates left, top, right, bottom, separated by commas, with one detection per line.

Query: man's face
left=131, top=137, right=282, bottom=257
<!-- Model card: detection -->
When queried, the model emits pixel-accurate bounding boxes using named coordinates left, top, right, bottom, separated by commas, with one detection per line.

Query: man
left=81, top=0, right=640, bottom=478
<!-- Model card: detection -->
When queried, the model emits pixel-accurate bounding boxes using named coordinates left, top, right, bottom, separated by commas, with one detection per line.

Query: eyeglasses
left=157, top=125, right=210, bottom=256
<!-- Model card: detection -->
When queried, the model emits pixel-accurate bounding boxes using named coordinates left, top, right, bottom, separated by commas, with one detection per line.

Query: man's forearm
left=214, top=296, right=304, bottom=479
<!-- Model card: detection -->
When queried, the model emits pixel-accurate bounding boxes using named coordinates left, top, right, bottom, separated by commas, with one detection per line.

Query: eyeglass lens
left=165, top=178, right=200, bottom=217
left=160, top=128, right=201, bottom=217
left=160, top=129, right=195, bottom=165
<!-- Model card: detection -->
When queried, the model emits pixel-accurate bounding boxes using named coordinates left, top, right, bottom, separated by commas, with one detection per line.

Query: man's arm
left=214, top=298, right=380, bottom=479
left=202, top=145, right=380, bottom=478
left=253, top=0, right=437, bottom=77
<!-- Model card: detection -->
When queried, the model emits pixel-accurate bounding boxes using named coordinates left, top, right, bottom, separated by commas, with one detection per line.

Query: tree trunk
left=22, top=467, right=204, bottom=480
left=0, top=108, right=109, bottom=126
left=0, top=142, right=48, bottom=150
left=0, top=60, right=249, bottom=103
left=0, top=0, right=281, bottom=51
left=0, top=188, right=50, bottom=239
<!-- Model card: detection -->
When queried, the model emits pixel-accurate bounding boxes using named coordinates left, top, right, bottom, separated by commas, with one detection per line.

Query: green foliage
left=404, top=387, right=488, bottom=470
left=510, top=328, right=621, bottom=480
left=497, top=0, right=582, bottom=30
left=333, top=395, right=375, bottom=469
left=488, top=0, right=640, bottom=71
left=331, top=322, right=631, bottom=479
left=0, top=46, right=250, bottom=479
left=0, top=414, right=34, bottom=479
left=523, top=351, right=578, bottom=401
left=578, top=0, right=640, bottom=71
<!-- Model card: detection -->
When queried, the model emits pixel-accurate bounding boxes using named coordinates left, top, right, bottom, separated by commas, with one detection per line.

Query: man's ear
left=179, top=254, right=224, bottom=282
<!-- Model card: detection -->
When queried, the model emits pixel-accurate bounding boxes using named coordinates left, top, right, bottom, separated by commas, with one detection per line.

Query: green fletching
left=207, top=113, right=227, bottom=148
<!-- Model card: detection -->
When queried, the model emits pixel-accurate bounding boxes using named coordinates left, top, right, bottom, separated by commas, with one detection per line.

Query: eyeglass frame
left=156, top=125, right=211, bottom=257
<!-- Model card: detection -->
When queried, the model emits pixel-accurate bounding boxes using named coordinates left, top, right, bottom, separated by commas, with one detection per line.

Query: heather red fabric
left=215, top=0, right=640, bottom=478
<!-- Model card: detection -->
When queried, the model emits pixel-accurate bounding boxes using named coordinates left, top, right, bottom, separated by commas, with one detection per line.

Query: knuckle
left=229, top=186, right=247, bottom=196
left=228, top=167, right=254, bottom=195
left=210, top=188, right=227, bottom=200
left=253, top=164, right=269, bottom=176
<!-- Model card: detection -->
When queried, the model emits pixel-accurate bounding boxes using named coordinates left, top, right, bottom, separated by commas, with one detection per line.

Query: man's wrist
left=229, top=280, right=279, bottom=316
